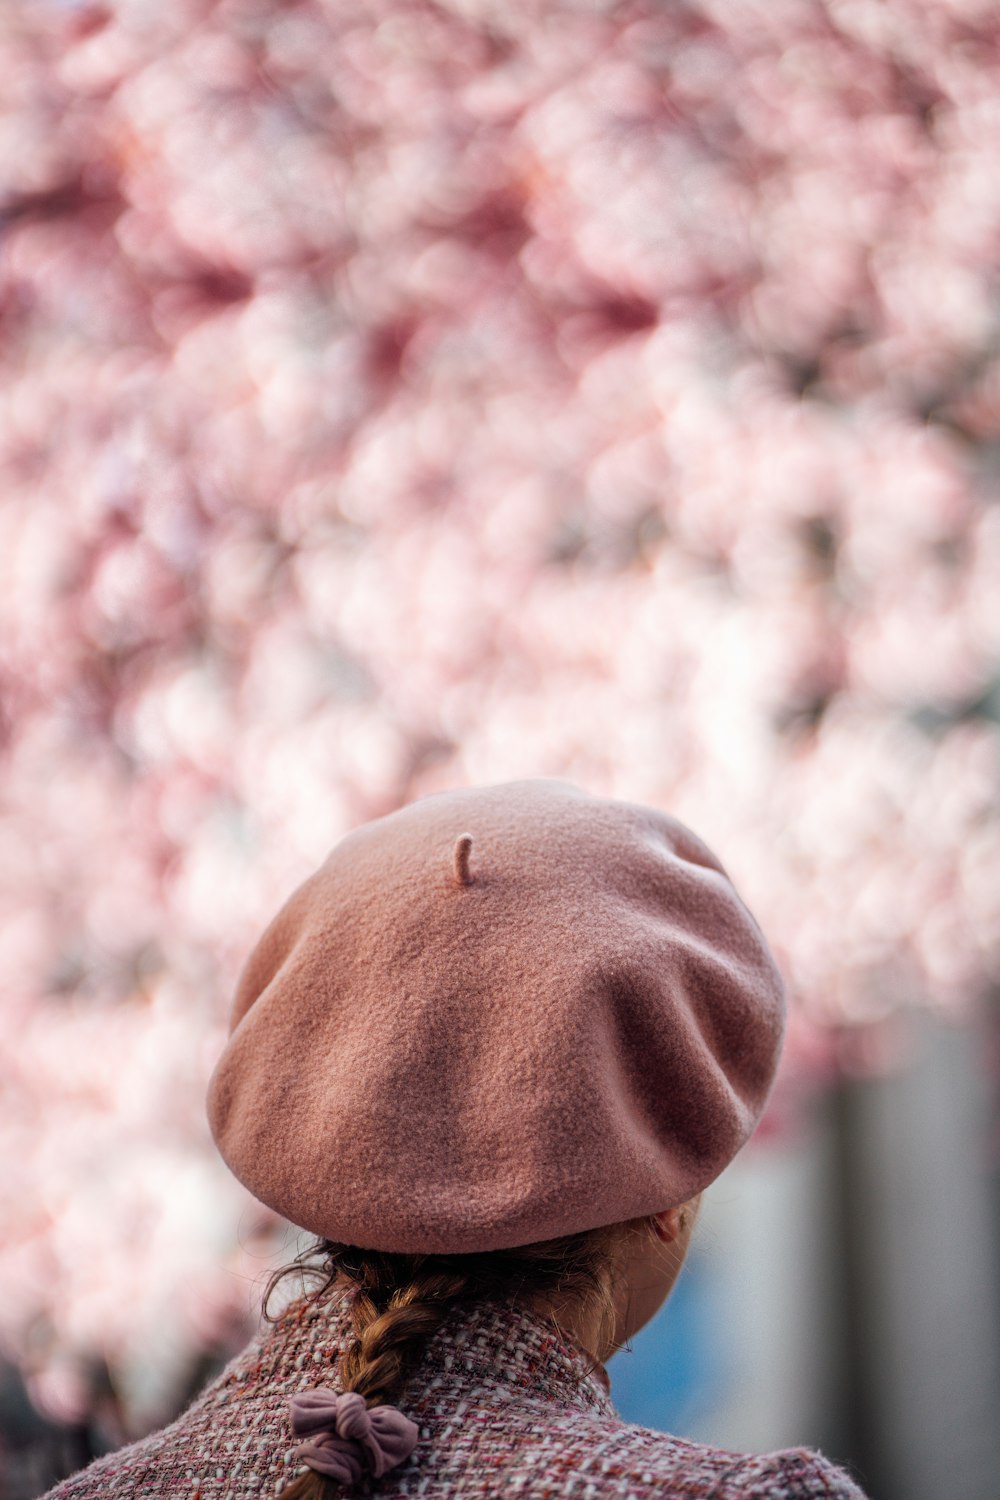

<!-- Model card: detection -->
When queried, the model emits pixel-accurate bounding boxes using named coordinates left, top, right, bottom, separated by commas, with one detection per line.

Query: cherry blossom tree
left=1, top=0, right=998, bottom=1451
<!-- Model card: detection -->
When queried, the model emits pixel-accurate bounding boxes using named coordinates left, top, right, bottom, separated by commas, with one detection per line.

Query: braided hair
left=267, top=1216, right=660, bottom=1499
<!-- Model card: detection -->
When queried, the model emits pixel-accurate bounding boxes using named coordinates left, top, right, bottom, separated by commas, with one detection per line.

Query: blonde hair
left=266, top=1216, right=660, bottom=1499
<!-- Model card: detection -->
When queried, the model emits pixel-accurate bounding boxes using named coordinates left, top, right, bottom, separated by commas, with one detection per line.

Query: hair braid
left=337, top=1262, right=474, bottom=1405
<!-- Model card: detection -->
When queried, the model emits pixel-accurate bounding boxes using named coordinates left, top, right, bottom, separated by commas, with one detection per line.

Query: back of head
left=206, top=778, right=787, bottom=1497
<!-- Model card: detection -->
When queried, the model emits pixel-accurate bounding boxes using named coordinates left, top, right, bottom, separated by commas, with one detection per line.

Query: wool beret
left=206, top=779, right=787, bottom=1253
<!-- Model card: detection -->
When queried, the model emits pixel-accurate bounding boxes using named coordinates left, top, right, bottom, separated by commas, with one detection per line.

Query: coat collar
left=417, top=1289, right=615, bottom=1409
left=276, top=1282, right=616, bottom=1419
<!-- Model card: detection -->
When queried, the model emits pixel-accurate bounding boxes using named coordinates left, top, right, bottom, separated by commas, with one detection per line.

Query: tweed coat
left=41, top=1284, right=869, bottom=1499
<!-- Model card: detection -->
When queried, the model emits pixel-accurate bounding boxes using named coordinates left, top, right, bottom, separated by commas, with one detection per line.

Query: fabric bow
left=289, top=1387, right=419, bottom=1485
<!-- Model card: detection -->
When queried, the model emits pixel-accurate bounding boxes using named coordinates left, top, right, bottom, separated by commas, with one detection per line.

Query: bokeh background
left=2, top=1, right=1000, bottom=1497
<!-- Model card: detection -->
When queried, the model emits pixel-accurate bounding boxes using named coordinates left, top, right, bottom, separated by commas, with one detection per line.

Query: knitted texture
left=40, top=1285, right=869, bottom=1499
left=207, top=778, right=787, bottom=1252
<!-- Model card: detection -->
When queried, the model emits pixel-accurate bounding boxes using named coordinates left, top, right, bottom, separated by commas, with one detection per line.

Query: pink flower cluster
left=1, top=0, right=998, bottom=1429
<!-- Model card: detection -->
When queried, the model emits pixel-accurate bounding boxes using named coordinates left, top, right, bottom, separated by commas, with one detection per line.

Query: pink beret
left=206, top=779, right=787, bottom=1252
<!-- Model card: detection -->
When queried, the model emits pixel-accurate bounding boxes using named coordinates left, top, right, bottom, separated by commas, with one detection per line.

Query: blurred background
left=1, top=1, right=999, bottom=1497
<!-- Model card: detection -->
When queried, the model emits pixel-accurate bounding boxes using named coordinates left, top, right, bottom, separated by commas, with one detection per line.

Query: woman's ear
left=652, top=1192, right=701, bottom=1243
left=652, top=1206, right=685, bottom=1243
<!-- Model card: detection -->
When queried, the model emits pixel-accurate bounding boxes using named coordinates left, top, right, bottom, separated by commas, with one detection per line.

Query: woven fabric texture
left=41, top=1284, right=868, bottom=1499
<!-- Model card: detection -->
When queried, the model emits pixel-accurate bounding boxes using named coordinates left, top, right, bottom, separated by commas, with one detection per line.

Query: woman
left=42, top=779, right=869, bottom=1498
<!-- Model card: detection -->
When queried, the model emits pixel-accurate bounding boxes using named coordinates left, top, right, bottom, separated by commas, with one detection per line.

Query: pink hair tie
left=289, top=1388, right=419, bottom=1485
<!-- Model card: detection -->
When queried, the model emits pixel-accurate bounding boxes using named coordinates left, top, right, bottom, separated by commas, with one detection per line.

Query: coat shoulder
left=506, top=1413, right=869, bottom=1500
left=708, top=1444, right=870, bottom=1499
